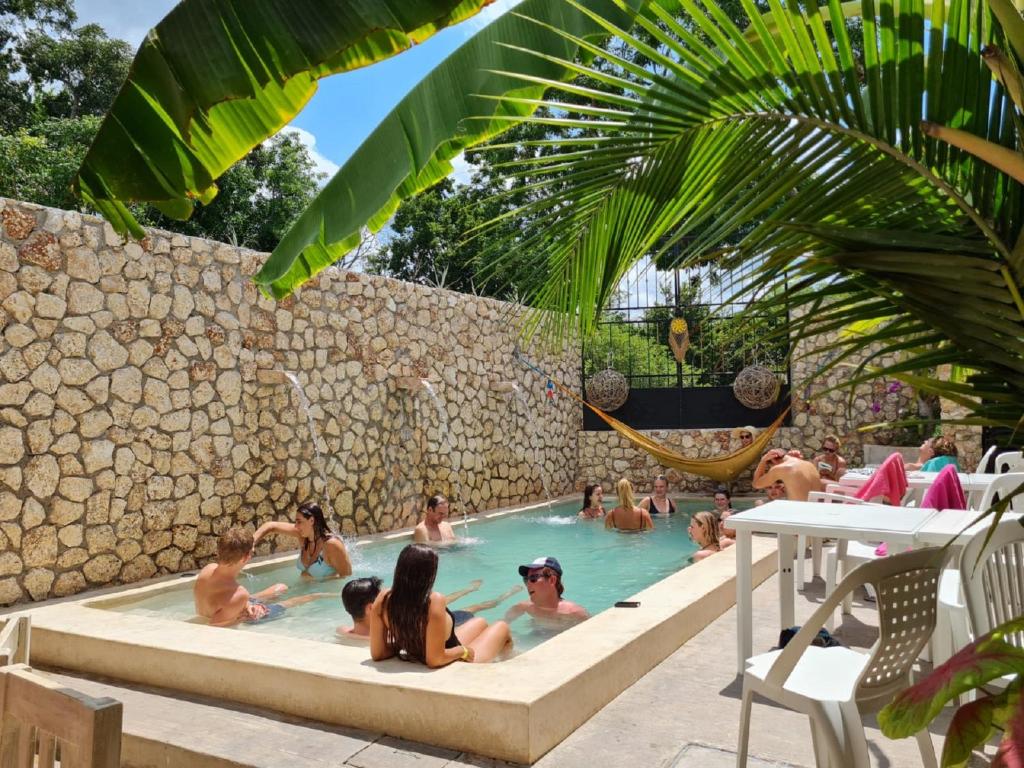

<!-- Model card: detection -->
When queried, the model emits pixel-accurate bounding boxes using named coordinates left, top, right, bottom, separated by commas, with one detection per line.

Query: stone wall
left=576, top=323, right=981, bottom=497
left=0, top=198, right=580, bottom=604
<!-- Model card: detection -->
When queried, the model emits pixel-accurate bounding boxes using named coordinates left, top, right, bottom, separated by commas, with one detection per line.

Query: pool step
left=41, top=669, right=512, bottom=768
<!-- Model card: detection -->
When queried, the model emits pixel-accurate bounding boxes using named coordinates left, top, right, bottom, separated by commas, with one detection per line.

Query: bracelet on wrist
left=460, top=645, right=470, bottom=661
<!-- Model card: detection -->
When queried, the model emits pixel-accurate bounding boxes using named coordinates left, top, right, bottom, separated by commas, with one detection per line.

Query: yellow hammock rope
left=550, top=376, right=790, bottom=483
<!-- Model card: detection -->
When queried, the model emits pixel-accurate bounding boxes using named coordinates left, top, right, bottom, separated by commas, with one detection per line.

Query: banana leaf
left=73, top=0, right=499, bottom=238
left=251, top=0, right=654, bottom=298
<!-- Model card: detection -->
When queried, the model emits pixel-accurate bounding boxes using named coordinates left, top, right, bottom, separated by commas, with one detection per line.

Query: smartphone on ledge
left=614, top=601, right=640, bottom=608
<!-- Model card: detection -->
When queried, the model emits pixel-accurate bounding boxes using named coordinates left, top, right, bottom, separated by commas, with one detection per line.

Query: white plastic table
left=728, top=500, right=940, bottom=675
left=915, top=509, right=1023, bottom=546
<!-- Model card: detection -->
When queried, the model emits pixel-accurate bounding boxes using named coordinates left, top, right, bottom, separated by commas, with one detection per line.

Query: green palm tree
left=76, top=0, right=1024, bottom=430
left=467, top=0, right=1024, bottom=434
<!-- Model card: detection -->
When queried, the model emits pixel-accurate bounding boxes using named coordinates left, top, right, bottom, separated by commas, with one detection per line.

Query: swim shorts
left=246, top=600, right=286, bottom=623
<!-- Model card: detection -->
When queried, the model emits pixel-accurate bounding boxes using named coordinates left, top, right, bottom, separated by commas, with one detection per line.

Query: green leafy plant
left=879, top=615, right=1024, bottom=767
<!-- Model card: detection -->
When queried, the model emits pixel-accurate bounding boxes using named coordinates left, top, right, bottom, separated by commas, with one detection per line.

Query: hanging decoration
left=586, top=368, right=629, bottom=411
left=668, top=316, right=690, bottom=363
left=545, top=379, right=556, bottom=401
left=733, top=365, right=780, bottom=409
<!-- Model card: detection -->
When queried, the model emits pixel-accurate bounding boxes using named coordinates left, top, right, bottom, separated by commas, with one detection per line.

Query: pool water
left=107, top=498, right=724, bottom=652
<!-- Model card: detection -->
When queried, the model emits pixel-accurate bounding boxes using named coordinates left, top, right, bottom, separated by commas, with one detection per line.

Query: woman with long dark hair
left=252, top=501, right=352, bottom=580
left=369, top=544, right=511, bottom=666
left=578, top=483, right=605, bottom=519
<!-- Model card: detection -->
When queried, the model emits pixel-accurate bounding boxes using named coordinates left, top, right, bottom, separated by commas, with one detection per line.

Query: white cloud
left=281, top=126, right=340, bottom=184
left=449, top=152, right=474, bottom=186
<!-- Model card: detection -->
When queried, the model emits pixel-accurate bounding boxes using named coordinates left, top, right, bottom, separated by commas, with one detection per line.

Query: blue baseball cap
left=518, top=556, right=562, bottom=577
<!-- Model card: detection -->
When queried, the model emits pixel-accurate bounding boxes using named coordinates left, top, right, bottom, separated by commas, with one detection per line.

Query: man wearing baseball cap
left=504, top=556, right=589, bottom=626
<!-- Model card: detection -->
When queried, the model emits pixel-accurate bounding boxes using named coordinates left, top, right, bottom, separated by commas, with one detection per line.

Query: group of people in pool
left=193, top=499, right=589, bottom=666
left=578, top=476, right=739, bottom=561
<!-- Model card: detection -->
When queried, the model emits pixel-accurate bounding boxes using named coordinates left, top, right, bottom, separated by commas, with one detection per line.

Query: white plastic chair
left=993, top=451, right=1024, bottom=475
left=975, top=444, right=997, bottom=473
left=973, top=472, right=1024, bottom=512
left=823, top=488, right=916, bottom=626
left=796, top=492, right=875, bottom=592
left=960, top=516, right=1024, bottom=657
left=738, top=546, right=945, bottom=768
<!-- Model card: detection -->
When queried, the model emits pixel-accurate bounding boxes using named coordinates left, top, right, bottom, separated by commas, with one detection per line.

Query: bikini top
left=644, top=496, right=676, bottom=515
left=444, top=608, right=460, bottom=649
left=296, top=535, right=338, bottom=579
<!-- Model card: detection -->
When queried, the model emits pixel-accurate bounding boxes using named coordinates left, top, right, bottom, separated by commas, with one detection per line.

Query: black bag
left=776, top=625, right=842, bottom=650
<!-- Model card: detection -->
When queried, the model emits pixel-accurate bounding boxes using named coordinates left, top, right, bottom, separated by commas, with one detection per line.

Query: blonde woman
left=605, top=478, right=655, bottom=532
left=688, top=511, right=725, bottom=561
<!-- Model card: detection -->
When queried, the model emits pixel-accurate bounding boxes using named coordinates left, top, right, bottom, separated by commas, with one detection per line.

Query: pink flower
left=871, top=401, right=882, bottom=413
left=887, top=381, right=903, bottom=394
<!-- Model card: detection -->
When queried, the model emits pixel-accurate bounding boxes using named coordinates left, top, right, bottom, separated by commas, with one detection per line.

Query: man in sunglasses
left=811, top=434, right=847, bottom=482
left=505, top=557, right=589, bottom=627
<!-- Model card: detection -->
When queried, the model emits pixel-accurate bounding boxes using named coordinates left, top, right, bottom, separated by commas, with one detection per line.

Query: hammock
left=524, top=357, right=789, bottom=482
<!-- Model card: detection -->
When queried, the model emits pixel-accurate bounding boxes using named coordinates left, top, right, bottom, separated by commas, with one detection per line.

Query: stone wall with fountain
left=577, top=327, right=981, bottom=496
left=0, top=198, right=580, bottom=605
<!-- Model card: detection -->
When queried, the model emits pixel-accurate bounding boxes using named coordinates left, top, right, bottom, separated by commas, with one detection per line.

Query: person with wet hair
left=605, top=478, right=655, bottom=532
left=579, top=483, right=606, bottom=519
left=370, top=544, right=511, bottom=666
left=688, top=511, right=726, bottom=561
left=253, top=501, right=352, bottom=579
left=639, top=475, right=676, bottom=516
left=413, top=494, right=457, bottom=544
left=337, top=577, right=383, bottom=639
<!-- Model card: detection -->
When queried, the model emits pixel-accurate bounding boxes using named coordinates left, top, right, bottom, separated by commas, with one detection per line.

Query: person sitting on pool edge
left=505, top=557, right=589, bottom=627
left=579, top=483, right=605, bottom=519
left=195, top=527, right=331, bottom=626
left=605, top=478, right=655, bottom=532
left=639, top=475, right=676, bottom=515
left=413, top=494, right=457, bottom=544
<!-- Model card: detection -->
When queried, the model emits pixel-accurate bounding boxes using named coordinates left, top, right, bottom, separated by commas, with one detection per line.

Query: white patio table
left=728, top=500, right=941, bottom=675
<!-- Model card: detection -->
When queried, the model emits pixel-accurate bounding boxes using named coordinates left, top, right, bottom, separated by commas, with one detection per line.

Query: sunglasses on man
left=524, top=571, right=554, bottom=583
left=821, top=445, right=837, bottom=453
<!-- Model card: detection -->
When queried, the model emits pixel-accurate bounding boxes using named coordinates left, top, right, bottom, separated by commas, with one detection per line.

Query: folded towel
left=920, top=464, right=967, bottom=510
left=855, top=452, right=908, bottom=505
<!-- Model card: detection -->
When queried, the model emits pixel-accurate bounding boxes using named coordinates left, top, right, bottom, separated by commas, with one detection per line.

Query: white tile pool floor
left=39, top=570, right=994, bottom=768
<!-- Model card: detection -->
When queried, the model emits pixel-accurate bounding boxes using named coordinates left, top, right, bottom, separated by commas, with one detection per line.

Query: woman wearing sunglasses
left=369, top=544, right=511, bottom=666
left=811, top=434, right=847, bottom=481
left=252, top=501, right=352, bottom=580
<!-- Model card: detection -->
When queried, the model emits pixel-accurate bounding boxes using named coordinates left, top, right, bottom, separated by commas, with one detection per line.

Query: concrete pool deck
left=16, top=531, right=777, bottom=764
left=37, top=567, right=988, bottom=768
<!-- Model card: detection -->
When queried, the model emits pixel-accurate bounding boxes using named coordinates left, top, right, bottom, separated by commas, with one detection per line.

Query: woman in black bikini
left=369, top=544, right=511, bottom=666
left=639, top=475, right=676, bottom=516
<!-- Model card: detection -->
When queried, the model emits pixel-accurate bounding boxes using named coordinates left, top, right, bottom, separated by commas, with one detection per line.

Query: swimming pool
left=104, top=499, right=709, bottom=651
left=22, top=494, right=777, bottom=763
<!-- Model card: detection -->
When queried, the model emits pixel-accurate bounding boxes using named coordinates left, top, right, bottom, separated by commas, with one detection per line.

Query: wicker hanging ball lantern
left=586, top=368, right=629, bottom=411
left=733, top=365, right=780, bottom=409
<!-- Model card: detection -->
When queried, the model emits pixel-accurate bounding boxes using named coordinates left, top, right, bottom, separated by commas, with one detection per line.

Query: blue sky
left=74, top=0, right=519, bottom=180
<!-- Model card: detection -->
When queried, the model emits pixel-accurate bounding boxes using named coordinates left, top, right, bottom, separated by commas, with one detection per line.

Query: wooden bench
left=0, top=663, right=122, bottom=768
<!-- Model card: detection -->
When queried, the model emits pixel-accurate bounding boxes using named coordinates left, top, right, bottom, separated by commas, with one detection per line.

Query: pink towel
left=920, top=464, right=967, bottom=510
left=855, top=452, right=909, bottom=505
left=862, top=453, right=911, bottom=557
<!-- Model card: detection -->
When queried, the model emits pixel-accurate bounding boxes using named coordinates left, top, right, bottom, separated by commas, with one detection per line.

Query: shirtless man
left=752, top=448, right=823, bottom=501
left=194, top=527, right=331, bottom=626
left=505, top=557, right=589, bottom=627
left=194, top=527, right=290, bottom=626
left=413, top=494, right=457, bottom=544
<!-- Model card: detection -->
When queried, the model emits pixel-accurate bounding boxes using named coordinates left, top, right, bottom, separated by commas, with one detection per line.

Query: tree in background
left=136, top=132, right=325, bottom=253
left=0, top=0, right=324, bottom=254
